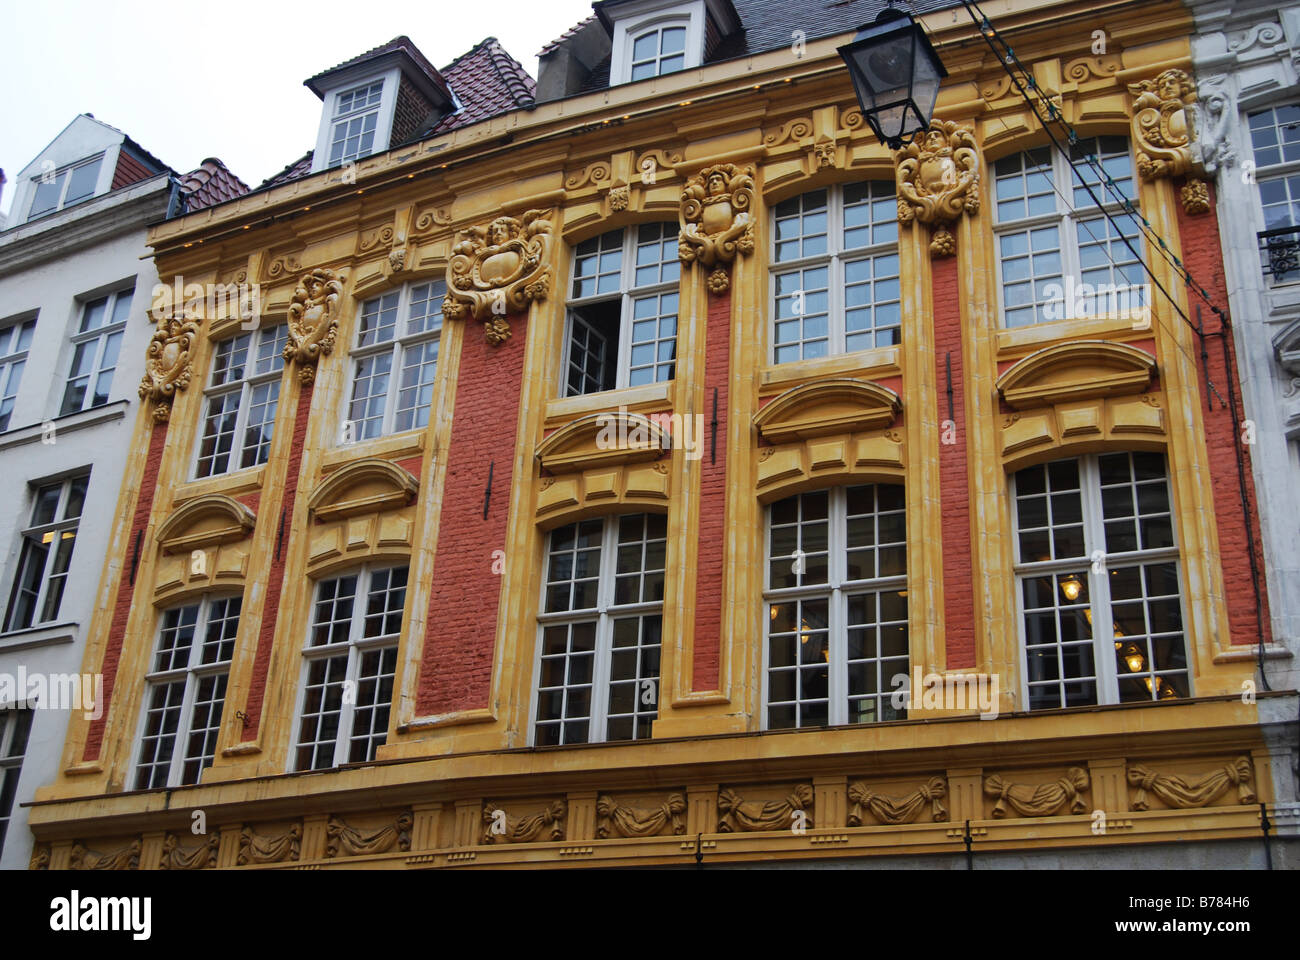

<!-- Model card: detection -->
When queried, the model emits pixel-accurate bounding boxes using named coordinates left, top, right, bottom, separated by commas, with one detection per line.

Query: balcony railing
left=1259, top=224, right=1300, bottom=283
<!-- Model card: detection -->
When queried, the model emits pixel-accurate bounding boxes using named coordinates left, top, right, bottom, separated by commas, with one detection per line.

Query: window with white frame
left=629, top=22, right=688, bottom=81
left=771, top=183, right=900, bottom=364
left=328, top=81, right=385, bottom=167
left=0, top=317, right=36, bottom=432
left=565, top=224, right=680, bottom=396
left=294, top=565, right=406, bottom=771
left=993, top=136, right=1146, bottom=328
left=0, top=708, right=34, bottom=857
left=535, top=514, right=665, bottom=745
left=59, top=287, right=132, bottom=416
left=1012, top=452, right=1189, bottom=710
left=1248, top=103, right=1300, bottom=283
left=133, top=595, right=241, bottom=790
left=345, top=281, right=443, bottom=441
left=764, top=485, right=908, bottom=730
left=2, top=474, right=87, bottom=633
left=194, top=324, right=289, bottom=479
left=27, top=155, right=103, bottom=220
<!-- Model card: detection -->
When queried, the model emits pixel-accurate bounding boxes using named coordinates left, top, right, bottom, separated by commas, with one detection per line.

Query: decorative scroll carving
left=896, top=121, right=981, bottom=257
left=678, top=164, right=755, bottom=295
left=1228, top=21, right=1284, bottom=54
left=717, top=784, right=813, bottom=832
left=764, top=117, right=813, bottom=146
left=596, top=793, right=687, bottom=838
left=413, top=208, right=453, bottom=233
left=266, top=254, right=302, bottom=280
left=442, top=211, right=554, bottom=346
left=71, top=839, right=140, bottom=871
left=1127, top=757, right=1256, bottom=810
left=285, top=268, right=343, bottom=385
left=566, top=161, right=612, bottom=190
left=238, top=823, right=301, bottom=865
left=847, top=777, right=949, bottom=825
left=984, top=768, right=1090, bottom=818
left=1128, top=69, right=1209, bottom=214
left=326, top=812, right=413, bottom=858
left=980, top=74, right=1014, bottom=102
left=842, top=108, right=865, bottom=131
left=30, top=844, right=50, bottom=870
left=481, top=800, right=567, bottom=844
left=160, top=833, right=219, bottom=870
left=1198, top=75, right=1237, bottom=176
left=138, top=316, right=199, bottom=423
left=360, top=225, right=395, bottom=251
left=1064, top=55, right=1121, bottom=83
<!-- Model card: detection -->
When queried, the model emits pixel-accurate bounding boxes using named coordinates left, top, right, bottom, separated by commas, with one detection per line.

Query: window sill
left=760, top=347, right=901, bottom=397
left=321, top=431, right=426, bottom=473
left=173, top=466, right=267, bottom=504
left=545, top=381, right=673, bottom=429
left=0, top=620, right=78, bottom=654
left=0, top=400, right=129, bottom=451
left=996, top=314, right=1154, bottom=360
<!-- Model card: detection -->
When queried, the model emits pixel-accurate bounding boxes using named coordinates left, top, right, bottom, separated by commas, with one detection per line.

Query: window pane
left=65, top=159, right=102, bottom=204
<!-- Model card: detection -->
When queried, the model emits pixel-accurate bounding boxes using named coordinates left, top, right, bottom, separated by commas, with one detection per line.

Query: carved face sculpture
left=481, top=219, right=522, bottom=284
left=924, top=128, right=947, bottom=154
left=700, top=174, right=735, bottom=235
left=1157, top=70, right=1183, bottom=104
left=707, top=173, right=727, bottom=197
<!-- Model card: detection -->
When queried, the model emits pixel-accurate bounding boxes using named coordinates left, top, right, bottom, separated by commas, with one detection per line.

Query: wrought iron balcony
left=1260, top=224, right=1300, bottom=283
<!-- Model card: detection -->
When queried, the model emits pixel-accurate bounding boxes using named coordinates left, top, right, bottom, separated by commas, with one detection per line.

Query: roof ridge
left=440, top=36, right=497, bottom=74
left=482, top=38, right=536, bottom=106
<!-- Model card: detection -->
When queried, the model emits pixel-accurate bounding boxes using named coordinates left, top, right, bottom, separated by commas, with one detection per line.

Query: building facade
left=0, top=116, right=245, bottom=870
left=23, top=0, right=1299, bottom=869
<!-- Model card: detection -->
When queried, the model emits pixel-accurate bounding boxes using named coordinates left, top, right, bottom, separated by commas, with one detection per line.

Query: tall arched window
left=992, top=136, right=1145, bottom=327
left=564, top=224, right=679, bottom=396
left=1011, top=451, right=1189, bottom=709
left=763, top=484, right=909, bottom=729
left=533, top=513, right=666, bottom=745
left=771, top=182, right=900, bottom=364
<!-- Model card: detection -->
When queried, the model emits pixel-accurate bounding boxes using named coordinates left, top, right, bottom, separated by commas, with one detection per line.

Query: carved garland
left=1127, top=757, right=1256, bottom=810
left=596, top=793, right=687, bottom=838
left=238, top=823, right=301, bottom=865
left=160, top=833, right=219, bottom=870
left=678, top=163, right=756, bottom=295
left=70, top=839, right=141, bottom=870
left=1128, top=69, right=1210, bottom=215
left=984, top=768, right=1090, bottom=818
left=138, top=317, right=199, bottom=423
left=284, top=268, right=344, bottom=385
left=326, top=812, right=413, bottom=859
left=717, top=784, right=813, bottom=832
left=896, top=120, right=982, bottom=257
left=442, top=210, right=554, bottom=346
left=481, top=800, right=567, bottom=844
left=847, top=777, right=949, bottom=825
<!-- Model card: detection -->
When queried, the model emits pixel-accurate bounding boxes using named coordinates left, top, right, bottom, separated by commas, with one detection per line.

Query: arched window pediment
left=536, top=412, right=672, bottom=475
left=754, top=378, right=901, bottom=444
left=156, top=495, right=256, bottom=555
left=997, top=340, right=1156, bottom=410
left=308, top=458, right=418, bottom=522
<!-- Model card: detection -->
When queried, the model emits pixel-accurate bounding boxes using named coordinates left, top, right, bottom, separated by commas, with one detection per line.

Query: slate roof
left=179, top=159, right=251, bottom=211
left=261, top=37, right=536, bottom=189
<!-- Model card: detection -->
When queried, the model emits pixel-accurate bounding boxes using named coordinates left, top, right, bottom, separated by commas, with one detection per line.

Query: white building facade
left=1190, top=0, right=1300, bottom=827
left=0, top=117, right=185, bottom=869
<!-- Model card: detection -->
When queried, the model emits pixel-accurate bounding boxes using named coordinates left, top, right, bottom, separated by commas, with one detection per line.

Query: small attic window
left=328, top=81, right=385, bottom=166
left=28, top=155, right=103, bottom=220
left=629, top=22, right=688, bottom=80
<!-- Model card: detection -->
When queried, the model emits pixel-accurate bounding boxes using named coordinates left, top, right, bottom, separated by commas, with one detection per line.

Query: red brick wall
left=110, top=149, right=154, bottom=191
left=415, top=317, right=525, bottom=715
left=932, top=255, right=976, bottom=670
left=84, top=423, right=168, bottom=761
left=391, top=79, right=436, bottom=148
left=1174, top=181, right=1272, bottom=647
left=691, top=291, right=732, bottom=691
left=243, top=382, right=314, bottom=739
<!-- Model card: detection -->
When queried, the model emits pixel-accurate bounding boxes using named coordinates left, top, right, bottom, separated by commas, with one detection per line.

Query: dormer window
left=602, top=0, right=740, bottom=87
left=629, top=22, right=688, bottom=80
left=28, top=155, right=103, bottom=219
left=328, top=81, right=385, bottom=166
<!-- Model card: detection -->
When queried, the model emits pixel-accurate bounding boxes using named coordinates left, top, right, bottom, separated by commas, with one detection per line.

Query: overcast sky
left=0, top=0, right=596, bottom=216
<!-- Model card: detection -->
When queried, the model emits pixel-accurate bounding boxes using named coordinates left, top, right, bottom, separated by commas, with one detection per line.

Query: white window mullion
left=333, top=572, right=369, bottom=766
left=166, top=603, right=211, bottom=787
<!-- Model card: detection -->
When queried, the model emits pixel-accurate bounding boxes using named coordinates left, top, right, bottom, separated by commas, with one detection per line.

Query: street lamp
left=838, top=3, right=948, bottom=150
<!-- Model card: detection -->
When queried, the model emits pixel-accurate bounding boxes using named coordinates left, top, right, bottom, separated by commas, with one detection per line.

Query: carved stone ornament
left=1198, top=75, right=1237, bottom=176
left=326, top=812, right=413, bottom=859
left=896, top=120, right=982, bottom=257
left=717, top=783, right=813, bottom=832
left=1128, top=69, right=1210, bottom=214
left=285, top=268, right=344, bottom=385
left=678, top=163, right=756, bottom=296
left=70, top=839, right=141, bottom=871
left=848, top=777, right=949, bottom=825
left=481, top=800, right=567, bottom=844
left=1127, top=757, right=1256, bottom=810
left=609, top=184, right=630, bottom=211
left=984, top=767, right=1090, bottom=818
left=138, top=316, right=199, bottom=423
left=160, top=833, right=219, bottom=870
left=238, top=823, right=301, bottom=865
left=596, top=793, right=687, bottom=838
left=442, top=210, right=554, bottom=346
